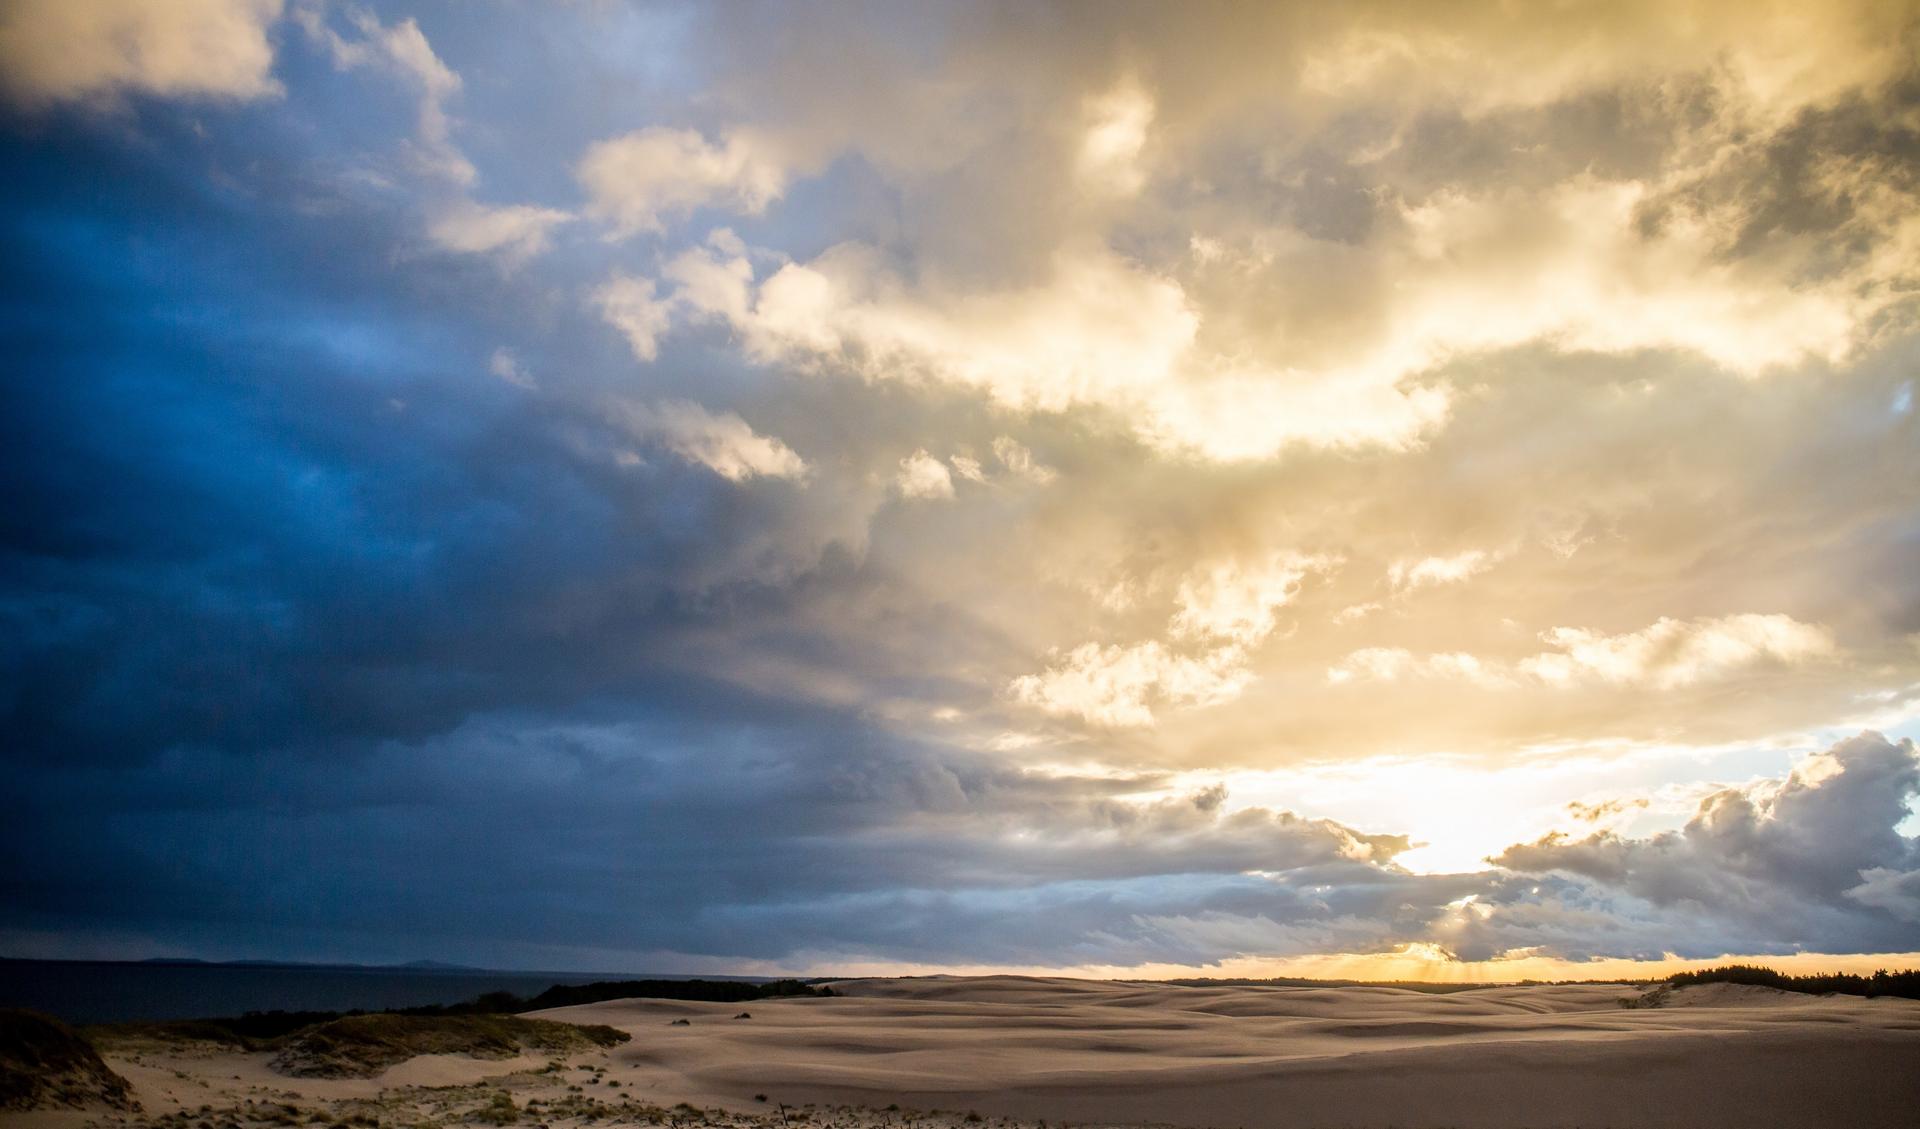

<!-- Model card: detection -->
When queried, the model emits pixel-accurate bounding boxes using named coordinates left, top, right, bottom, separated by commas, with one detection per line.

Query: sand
left=9, top=976, right=1919, bottom=1128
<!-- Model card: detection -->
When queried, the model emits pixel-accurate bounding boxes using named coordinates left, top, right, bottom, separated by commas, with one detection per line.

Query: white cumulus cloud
left=1388, top=548, right=1503, bottom=592
left=1016, top=553, right=1335, bottom=726
left=1009, top=641, right=1252, bottom=729
left=596, top=274, right=674, bottom=362
left=895, top=450, right=955, bottom=500
left=611, top=400, right=807, bottom=483
left=578, top=127, right=787, bottom=237
left=428, top=201, right=571, bottom=262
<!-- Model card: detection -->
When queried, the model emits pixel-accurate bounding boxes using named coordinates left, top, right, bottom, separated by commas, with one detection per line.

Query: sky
left=2, top=0, right=1919, bottom=981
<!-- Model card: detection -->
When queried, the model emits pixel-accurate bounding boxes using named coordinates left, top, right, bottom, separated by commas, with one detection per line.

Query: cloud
left=1172, top=170, right=1896, bottom=475
left=0, top=0, right=284, bottom=106
left=1520, top=614, right=1838, bottom=689
left=1289, top=0, right=1912, bottom=122
left=297, top=7, right=574, bottom=268
left=3, top=705, right=1452, bottom=968
left=487, top=348, right=536, bottom=390
left=1847, top=867, right=1920, bottom=924
left=949, top=455, right=985, bottom=484
left=991, top=437, right=1055, bottom=484
left=1331, top=614, right=1837, bottom=690
left=1332, top=603, right=1381, bottom=625
left=578, top=127, right=787, bottom=237
left=297, top=4, right=472, bottom=185
left=1388, top=548, right=1502, bottom=592
left=1076, top=79, right=1154, bottom=197
left=1327, top=648, right=1513, bottom=689
left=605, top=7, right=1918, bottom=467
left=1478, top=732, right=1920, bottom=959
left=643, top=239, right=1449, bottom=460
left=1008, top=641, right=1253, bottom=728
left=724, top=247, right=1198, bottom=412
left=890, top=443, right=1050, bottom=497
left=894, top=450, right=954, bottom=500
left=1015, top=554, right=1334, bottom=726
left=427, top=201, right=571, bottom=261
left=595, top=274, right=673, bottom=362
left=660, top=229, right=756, bottom=318
left=610, top=400, right=807, bottom=482
left=1378, top=176, right=1879, bottom=375
left=1170, top=554, right=1331, bottom=645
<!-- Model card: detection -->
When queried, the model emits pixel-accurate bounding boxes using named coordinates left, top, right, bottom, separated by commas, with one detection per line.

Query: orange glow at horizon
left=793, top=947, right=1920, bottom=984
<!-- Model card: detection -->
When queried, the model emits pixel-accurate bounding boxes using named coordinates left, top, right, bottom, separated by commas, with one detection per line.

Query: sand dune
left=531, top=976, right=1920, bottom=1128
left=11, top=976, right=1918, bottom=1129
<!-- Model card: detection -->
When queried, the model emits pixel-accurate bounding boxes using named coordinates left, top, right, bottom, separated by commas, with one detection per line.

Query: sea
left=0, top=960, right=738, bottom=1025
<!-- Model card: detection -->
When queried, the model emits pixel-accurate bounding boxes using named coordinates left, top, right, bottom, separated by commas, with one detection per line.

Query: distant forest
left=1174, top=966, right=1920, bottom=1000
left=1664, top=965, right=1920, bottom=1000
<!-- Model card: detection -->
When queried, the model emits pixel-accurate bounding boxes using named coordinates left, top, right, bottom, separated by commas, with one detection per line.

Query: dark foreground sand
left=11, top=975, right=1920, bottom=1128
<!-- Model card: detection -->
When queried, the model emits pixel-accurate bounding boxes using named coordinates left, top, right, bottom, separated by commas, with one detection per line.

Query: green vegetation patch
left=89, top=1010, right=348, bottom=1052
left=517, top=978, right=832, bottom=1010
left=270, top=1013, right=628, bottom=1078
left=0, top=1009, right=137, bottom=1111
left=89, top=978, right=832, bottom=1057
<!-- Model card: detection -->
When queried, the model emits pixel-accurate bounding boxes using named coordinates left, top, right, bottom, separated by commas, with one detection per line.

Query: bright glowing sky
left=3, top=0, right=1920, bottom=980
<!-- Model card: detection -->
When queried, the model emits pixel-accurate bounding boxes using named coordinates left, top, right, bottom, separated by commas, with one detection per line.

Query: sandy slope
left=532, top=976, right=1920, bottom=1128
left=7, top=977, right=1917, bottom=1129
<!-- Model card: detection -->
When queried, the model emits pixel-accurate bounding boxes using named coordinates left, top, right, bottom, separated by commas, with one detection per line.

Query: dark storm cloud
left=0, top=88, right=880, bottom=769
left=1, top=706, right=1455, bottom=967
left=1480, top=733, right=1920, bottom=960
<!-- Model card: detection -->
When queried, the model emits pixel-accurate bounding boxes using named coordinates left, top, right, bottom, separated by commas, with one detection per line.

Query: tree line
left=1665, top=964, right=1920, bottom=999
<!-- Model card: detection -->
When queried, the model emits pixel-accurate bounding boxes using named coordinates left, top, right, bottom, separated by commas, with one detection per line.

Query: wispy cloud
left=1330, top=614, right=1838, bottom=690
left=611, top=399, right=807, bottom=483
